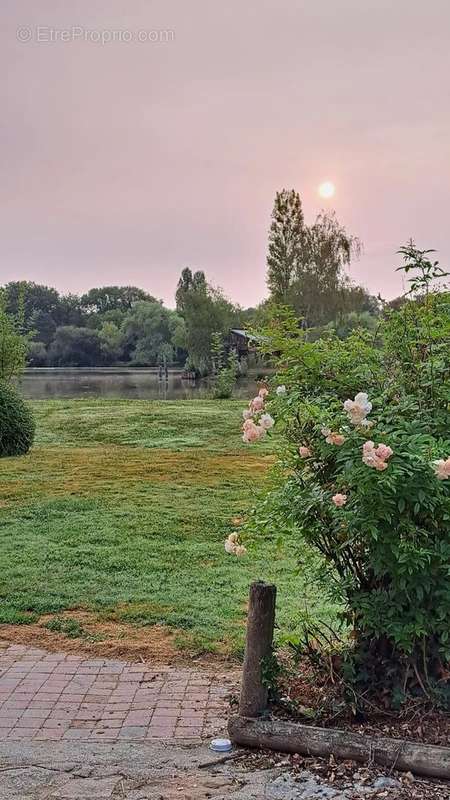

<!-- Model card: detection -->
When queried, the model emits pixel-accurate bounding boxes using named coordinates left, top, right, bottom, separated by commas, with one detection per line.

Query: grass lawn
left=0, top=399, right=334, bottom=659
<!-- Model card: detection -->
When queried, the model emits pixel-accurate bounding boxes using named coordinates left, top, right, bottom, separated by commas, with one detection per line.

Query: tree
left=57, top=294, right=85, bottom=327
left=28, top=309, right=56, bottom=346
left=176, top=267, right=193, bottom=313
left=120, top=301, right=183, bottom=366
left=267, top=190, right=306, bottom=302
left=80, top=286, right=155, bottom=315
left=177, top=269, right=237, bottom=373
left=176, top=268, right=207, bottom=314
left=48, top=326, right=103, bottom=367
left=27, top=341, right=47, bottom=367
left=0, top=294, right=27, bottom=381
left=266, top=190, right=370, bottom=327
left=168, top=313, right=187, bottom=365
left=293, top=210, right=362, bottom=325
left=2, top=283, right=87, bottom=351
left=98, top=322, right=123, bottom=364
left=4, top=282, right=60, bottom=326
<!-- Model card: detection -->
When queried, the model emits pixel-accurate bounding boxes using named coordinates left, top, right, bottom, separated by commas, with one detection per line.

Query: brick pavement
left=0, top=642, right=231, bottom=743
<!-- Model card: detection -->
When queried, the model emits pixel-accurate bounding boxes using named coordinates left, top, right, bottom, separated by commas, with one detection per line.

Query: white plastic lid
left=209, top=737, right=232, bottom=752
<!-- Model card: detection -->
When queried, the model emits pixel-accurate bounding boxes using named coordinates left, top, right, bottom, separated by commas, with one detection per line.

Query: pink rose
left=326, top=432, right=346, bottom=446
left=362, top=440, right=393, bottom=471
left=332, top=493, right=347, bottom=507
left=299, top=446, right=312, bottom=458
left=251, top=396, right=264, bottom=412
left=433, top=458, right=450, bottom=480
left=258, top=387, right=269, bottom=398
left=242, top=421, right=265, bottom=443
left=363, top=440, right=375, bottom=454
left=374, top=444, right=393, bottom=461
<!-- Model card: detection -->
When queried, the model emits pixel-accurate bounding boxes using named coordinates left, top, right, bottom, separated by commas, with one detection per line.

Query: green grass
left=0, top=399, right=334, bottom=657
left=43, top=616, right=86, bottom=639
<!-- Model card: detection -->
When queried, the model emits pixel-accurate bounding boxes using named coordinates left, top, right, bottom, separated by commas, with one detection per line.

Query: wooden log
left=228, top=715, right=450, bottom=780
left=239, top=581, right=276, bottom=718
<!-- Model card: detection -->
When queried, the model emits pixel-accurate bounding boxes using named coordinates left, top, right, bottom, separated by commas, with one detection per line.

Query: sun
left=318, top=181, right=335, bottom=199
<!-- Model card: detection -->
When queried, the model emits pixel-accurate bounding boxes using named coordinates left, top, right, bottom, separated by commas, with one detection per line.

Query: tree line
left=1, top=189, right=383, bottom=372
left=0, top=275, right=247, bottom=372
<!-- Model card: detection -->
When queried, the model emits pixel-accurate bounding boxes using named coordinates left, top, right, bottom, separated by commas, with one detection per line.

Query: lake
left=18, top=368, right=260, bottom=400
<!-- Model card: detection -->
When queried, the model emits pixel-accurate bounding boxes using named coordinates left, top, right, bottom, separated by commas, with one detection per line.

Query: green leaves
left=254, top=272, right=450, bottom=703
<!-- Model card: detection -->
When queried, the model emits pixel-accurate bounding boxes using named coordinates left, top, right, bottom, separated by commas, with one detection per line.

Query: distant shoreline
left=23, top=366, right=185, bottom=375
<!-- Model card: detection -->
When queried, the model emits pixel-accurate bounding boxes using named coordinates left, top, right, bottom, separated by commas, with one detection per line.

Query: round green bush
left=0, top=382, right=35, bottom=457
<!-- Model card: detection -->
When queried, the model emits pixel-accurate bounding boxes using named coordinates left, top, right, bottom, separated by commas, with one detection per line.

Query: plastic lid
left=209, top=737, right=232, bottom=752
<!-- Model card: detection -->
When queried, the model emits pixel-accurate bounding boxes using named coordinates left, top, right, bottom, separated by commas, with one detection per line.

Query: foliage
left=98, top=321, right=123, bottom=363
left=0, top=381, right=35, bottom=457
left=253, top=245, right=450, bottom=705
left=211, top=333, right=240, bottom=399
left=293, top=210, right=362, bottom=327
left=267, top=189, right=306, bottom=302
left=265, top=190, right=377, bottom=330
left=120, top=301, right=183, bottom=366
left=175, top=267, right=207, bottom=313
left=322, top=310, right=379, bottom=340
left=48, top=326, right=104, bottom=367
left=80, top=286, right=155, bottom=314
left=0, top=276, right=242, bottom=370
left=0, top=292, right=28, bottom=381
left=178, top=273, right=238, bottom=374
left=4, top=282, right=61, bottom=330
left=27, top=341, right=48, bottom=367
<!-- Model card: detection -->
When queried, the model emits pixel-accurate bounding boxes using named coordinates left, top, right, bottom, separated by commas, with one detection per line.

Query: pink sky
left=2, top=0, right=450, bottom=307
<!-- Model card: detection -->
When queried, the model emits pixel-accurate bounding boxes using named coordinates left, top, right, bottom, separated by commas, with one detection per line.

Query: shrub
left=0, top=382, right=35, bottom=457
left=212, top=369, right=235, bottom=399
left=211, top=332, right=239, bottom=399
left=243, top=245, right=450, bottom=706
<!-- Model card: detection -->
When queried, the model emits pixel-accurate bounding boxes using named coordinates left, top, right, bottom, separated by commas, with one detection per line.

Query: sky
left=2, top=0, right=450, bottom=307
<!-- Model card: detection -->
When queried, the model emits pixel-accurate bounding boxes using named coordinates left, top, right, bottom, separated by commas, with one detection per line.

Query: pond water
left=18, top=368, right=260, bottom=401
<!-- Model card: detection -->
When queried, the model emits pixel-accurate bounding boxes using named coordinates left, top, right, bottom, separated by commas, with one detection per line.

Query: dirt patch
left=273, top=652, right=450, bottom=749
left=0, top=610, right=232, bottom=667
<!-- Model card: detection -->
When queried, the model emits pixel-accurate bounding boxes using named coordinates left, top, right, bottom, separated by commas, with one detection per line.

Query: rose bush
left=241, top=246, right=450, bottom=706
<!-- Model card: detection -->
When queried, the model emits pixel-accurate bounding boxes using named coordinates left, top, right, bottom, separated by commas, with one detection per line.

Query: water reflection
left=18, top=368, right=259, bottom=401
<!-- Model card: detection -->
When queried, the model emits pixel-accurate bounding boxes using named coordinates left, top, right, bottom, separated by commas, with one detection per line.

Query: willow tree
left=292, top=210, right=362, bottom=326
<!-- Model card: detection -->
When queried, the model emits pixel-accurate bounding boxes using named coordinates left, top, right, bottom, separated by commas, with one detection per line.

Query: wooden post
left=239, top=581, right=276, bottom=718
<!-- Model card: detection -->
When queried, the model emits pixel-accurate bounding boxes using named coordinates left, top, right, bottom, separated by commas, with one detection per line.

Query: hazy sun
left=318, top=181, right=335, bottom=199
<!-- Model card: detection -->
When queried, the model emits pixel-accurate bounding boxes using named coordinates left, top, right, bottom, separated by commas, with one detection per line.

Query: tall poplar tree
left=266, top=189, right=306, bottom=302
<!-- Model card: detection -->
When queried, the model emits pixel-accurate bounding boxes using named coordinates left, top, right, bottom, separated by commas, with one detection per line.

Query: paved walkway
left=0, top=642, right=230, bottom=743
